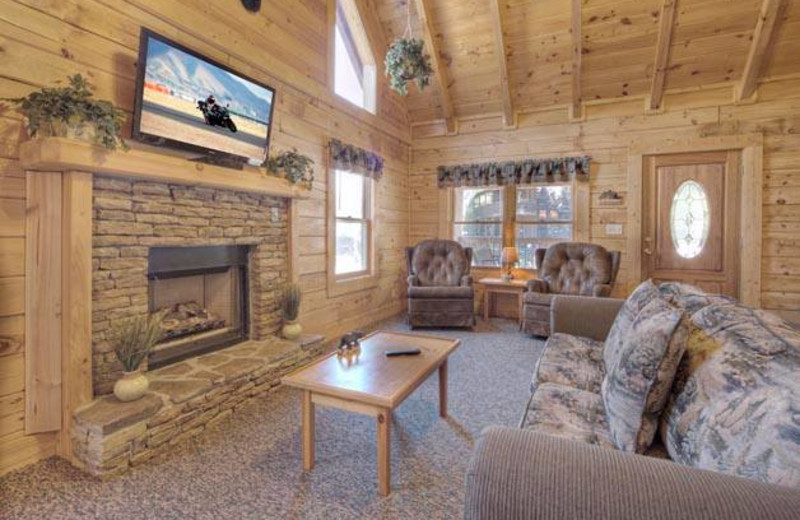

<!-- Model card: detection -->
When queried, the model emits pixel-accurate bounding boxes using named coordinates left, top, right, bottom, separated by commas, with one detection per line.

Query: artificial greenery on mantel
left=436, top=156, right=591, bottom=188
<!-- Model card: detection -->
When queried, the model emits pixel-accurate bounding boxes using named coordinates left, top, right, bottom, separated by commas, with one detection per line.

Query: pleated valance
left=329, top=138, right=384, bottom=181
left=436, top=156, right=590, bottom=188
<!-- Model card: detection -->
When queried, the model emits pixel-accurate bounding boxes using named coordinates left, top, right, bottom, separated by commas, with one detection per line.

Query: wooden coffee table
left=281, top=331, right=461, bottom=496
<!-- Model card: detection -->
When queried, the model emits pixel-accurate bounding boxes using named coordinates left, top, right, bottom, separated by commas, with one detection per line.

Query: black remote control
left=385, top=348, right=421, bottom=357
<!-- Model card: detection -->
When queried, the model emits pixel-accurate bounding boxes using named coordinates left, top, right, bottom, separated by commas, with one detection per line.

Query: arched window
left=333, top=0, right=377, bottom=113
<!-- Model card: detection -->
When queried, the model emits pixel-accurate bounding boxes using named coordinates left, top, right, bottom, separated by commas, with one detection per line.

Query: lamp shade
left=501, top=247, right=519, bottom=264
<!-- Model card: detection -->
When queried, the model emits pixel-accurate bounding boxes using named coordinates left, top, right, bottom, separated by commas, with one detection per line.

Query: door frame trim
left=627, top=134, right=763, bottom=307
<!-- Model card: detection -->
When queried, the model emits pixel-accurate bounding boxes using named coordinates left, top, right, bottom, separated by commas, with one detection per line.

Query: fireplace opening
left=147, top=245, right=250, bottom=369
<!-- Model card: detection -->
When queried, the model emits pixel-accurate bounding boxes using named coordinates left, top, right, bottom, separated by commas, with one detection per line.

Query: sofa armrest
left=526, top=279, right=548, bottom=293
left=466, top=427, right=800, bottom=520
left=407, top=275, right=420, bottom=287
left=550, top=295, right=624, bottom=341
left=592, top=283, right=613, bottom=297
left=461, top=275, right=474, bottom=287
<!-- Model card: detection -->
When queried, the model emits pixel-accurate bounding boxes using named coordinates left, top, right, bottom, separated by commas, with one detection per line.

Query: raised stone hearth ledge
left=72, top=334, right=324, bottom=478
left=20, top=137, right=310, bottom=199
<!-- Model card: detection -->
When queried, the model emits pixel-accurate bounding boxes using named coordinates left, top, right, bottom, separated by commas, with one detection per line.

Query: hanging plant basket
left=384, top=38, right=434, bottom=96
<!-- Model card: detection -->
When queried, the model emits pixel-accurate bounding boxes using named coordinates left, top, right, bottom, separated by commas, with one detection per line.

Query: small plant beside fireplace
left=108, top=312, right=166, bottom=402
left=282, top=283, right=303, bottom=340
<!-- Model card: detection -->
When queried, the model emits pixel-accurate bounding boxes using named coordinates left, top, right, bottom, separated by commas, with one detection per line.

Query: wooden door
left=643, top=151, right=740, bottom=297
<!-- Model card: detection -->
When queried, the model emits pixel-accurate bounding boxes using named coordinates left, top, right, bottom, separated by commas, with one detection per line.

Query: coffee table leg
left=439, top=360, right=448, bottom=418
left=377, top=408, right=391, bottom=496
left=483, top=289, right=489, bottom=322
left=302, top=390, right=315, bottom=470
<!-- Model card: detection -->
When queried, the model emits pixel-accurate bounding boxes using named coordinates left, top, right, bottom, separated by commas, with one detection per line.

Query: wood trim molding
left=737, top=0, right=786, bottom=102
left=413, top=0, right=456, bottom=134
left=569, top=0, right=583, bottom=120
left=648, top=0, right=678, bottom=112
left=25, top=172, right=63, bottom=434
left=626, top=134, right=763, bottom=306
left=488, top=0, right=515, bottom=128
left=19, top=138, right=311, bottom=199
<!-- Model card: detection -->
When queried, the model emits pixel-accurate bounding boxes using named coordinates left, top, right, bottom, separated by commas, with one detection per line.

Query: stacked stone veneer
left=72, top=335, right=325, bottom=477
left=92, top=176, right=288, bottom=394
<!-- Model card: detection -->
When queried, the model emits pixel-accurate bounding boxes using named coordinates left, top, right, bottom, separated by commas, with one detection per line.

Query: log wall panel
left=0, top=0, right=410, bottom=476
left=410, top=77, right=800, bottom=323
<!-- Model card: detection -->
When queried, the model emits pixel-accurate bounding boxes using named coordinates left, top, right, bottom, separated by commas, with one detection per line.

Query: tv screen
left=133, top=29, right=275, bottom=165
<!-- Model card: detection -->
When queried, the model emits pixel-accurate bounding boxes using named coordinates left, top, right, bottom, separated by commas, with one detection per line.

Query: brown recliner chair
left=522, top=242, right=620, bottom=337
left=407, top=239, right=475, bottom=328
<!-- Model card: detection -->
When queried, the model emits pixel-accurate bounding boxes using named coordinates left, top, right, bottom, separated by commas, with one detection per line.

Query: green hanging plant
left=384, top=37, right=433, bottom=96
left=3, top=74, right=128, bottom=151
left=264, top=148, right=314, bottom=189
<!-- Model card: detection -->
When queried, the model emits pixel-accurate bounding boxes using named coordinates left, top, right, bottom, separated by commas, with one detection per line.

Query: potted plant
left=281, top=283, right=303, bottom=340
left=3, top=74, right=128, bottom=151
left=264, top=148, right=314, bottom=189
left=384, top=37, right=434, bottom=96
left=107, top=312, right=165, bottom=402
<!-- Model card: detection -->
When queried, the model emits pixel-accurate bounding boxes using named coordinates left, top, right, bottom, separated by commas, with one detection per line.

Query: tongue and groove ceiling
left=374, top=0, right=800, bottom=127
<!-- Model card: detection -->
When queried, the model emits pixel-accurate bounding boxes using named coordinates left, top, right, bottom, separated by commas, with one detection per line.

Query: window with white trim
left=334, top=169, right=373, bottom=276
left=515, top=185, right=573, bottom=269
left=334, top=0, right=377, bottom=113
left=453, top=187, right=504, bottom=267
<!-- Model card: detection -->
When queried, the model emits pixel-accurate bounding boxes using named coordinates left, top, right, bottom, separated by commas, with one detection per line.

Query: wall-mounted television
left=132, top=29, right=276, bottom=166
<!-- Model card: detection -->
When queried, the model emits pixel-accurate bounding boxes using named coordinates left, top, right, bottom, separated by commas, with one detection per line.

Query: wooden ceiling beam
left=488, top=0, right=514, bottom=128
left=569, top=0, right=582, bottom=120
left=413, top=0, right=456, bottom=134
left=737, top=0, right=786, bottom=101
left=647, top=0, right=677, bottom=111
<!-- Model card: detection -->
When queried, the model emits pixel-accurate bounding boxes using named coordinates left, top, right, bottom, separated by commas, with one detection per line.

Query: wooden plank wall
left=410, top=78, right=800, bottom=324
left=0, top=0, right=410, bottom=476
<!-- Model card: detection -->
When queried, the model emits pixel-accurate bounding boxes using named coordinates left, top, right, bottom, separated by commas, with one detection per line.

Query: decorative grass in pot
left=108, top=312, right=166, bottom=402
left=3, top=74, right=128, bottom=151
left=282, top=283, right=303, bottom=340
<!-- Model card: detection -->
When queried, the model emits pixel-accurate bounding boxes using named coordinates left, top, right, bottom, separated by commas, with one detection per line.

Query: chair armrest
left=461, top=275, right=474, bottom=287
left=525, top=279, right=548, bottom=293
left=466, top=427, right=800, bottom=520
left=550, top=295, right=624, bottom=341
left=407, top=275, right=420, bottom=287
left=592, top=283, right=613, bottom=297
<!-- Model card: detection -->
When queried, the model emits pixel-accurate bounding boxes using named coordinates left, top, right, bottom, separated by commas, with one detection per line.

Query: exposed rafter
left=648, top=0, right=677, bottom=111
left=413, top=0, right=456, bottom=133
left=737, top=0, right=786, bottom=101
left=569, top=0, right=582, bottom=120
left=488, top=0, right=514, bottom=128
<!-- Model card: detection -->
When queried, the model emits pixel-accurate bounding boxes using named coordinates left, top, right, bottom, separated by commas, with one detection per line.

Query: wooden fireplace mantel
left=20, top=138, right=311, bottom=199
left=21, top=137, right=305, bottom=464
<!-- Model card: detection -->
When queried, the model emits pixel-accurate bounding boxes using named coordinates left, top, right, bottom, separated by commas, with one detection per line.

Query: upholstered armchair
left=522, top=242, right=621, bottom=337
left=407, top=239, right=475, bottom=328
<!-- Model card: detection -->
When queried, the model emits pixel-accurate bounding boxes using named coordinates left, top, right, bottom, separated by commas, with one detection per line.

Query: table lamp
left=501, top=246, right=519, bottom=281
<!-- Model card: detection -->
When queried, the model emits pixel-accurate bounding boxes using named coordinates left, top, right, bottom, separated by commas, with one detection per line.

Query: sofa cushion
left=658, top=281, right=737, bottom=316
left=408, top=286, right=474, bottom=300
left=522, top=383, right=614, bottom=449
left=661, top=303, right=800, bottom=488
left=603, top=279, right=660, bottom=370
left=523, top=292, right=555, bottom=306
left=533, top=333, right=605, bottom=393
left=602, top=296, right=689, bottom=453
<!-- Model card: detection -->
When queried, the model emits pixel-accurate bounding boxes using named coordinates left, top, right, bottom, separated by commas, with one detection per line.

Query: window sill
left=327, top=271, right=379, bottom=298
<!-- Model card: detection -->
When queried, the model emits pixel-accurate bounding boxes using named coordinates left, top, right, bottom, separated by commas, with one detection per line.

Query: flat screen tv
left=133, top=29, right=276, bottom=166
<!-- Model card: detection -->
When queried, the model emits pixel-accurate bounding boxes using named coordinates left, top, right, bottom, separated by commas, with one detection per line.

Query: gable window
left=334, top=169, right=372, bottom=275
left=333, top=0, right=377, bottom=113
left=451, top=185, right=577, bottom=269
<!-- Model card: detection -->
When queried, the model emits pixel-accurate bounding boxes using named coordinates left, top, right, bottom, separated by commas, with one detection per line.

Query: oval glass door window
left=670, top=180, right=710, bottom=259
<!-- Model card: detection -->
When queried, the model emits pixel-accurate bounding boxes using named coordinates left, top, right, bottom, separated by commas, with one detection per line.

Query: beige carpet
left=0, top=317, right=544, bottom=520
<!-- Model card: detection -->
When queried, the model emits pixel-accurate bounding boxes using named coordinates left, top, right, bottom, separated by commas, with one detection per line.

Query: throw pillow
left=603, top=279, right=660, bottom=370
left=602, top=296, right=689, bottom=453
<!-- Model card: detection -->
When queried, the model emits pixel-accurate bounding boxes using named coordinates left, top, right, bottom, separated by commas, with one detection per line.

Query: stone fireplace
left=92, top=176, right=288, bottom=394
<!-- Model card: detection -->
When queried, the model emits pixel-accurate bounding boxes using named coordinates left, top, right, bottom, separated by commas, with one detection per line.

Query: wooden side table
left=478, top=278, right=529, bottom=326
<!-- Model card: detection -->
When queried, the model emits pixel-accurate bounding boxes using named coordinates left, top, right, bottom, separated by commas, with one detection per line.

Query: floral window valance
left=329, top=138, right=384, bottom=181
left=436, top=156, right=590, bottom=188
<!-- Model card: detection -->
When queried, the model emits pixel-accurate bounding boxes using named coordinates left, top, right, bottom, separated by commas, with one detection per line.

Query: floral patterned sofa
left=465, top=281, right=800, bottom=519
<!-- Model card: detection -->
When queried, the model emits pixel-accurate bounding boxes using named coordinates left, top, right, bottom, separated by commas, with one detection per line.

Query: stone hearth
left=73, top=334, right=324, bottom=477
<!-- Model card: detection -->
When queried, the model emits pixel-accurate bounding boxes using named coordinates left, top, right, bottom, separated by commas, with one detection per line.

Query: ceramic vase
left=282, top=319, right=302, bottom=340
left=113, top=370, right=149, bottom=402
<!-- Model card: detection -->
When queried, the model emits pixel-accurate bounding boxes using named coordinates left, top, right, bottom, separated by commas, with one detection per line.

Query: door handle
left=643, top=248, right=653, bottom=256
